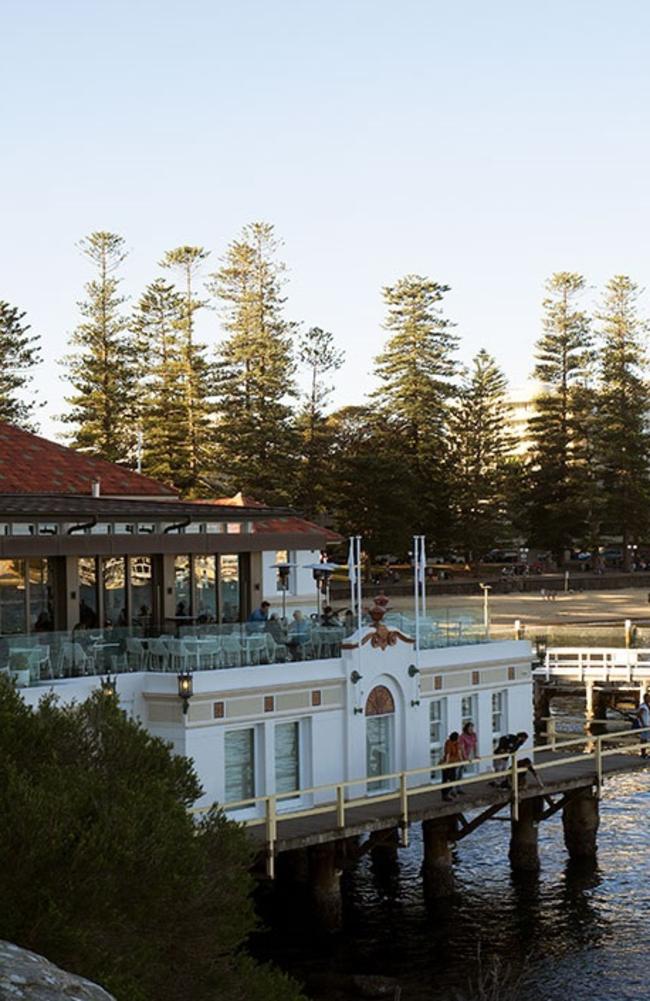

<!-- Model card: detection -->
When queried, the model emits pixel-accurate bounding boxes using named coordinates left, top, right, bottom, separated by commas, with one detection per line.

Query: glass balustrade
left=0, top=607, right=489, bottom=687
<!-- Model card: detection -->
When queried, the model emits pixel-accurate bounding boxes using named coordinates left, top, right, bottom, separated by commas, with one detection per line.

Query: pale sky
left=3, top=0, right=650, bottom=437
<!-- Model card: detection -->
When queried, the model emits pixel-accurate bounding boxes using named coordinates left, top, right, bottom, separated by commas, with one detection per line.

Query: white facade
left=21, top=630, right=533, bottom=818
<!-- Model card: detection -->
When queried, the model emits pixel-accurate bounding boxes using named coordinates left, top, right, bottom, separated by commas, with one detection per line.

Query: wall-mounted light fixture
left=408, top=664, right=420, bottom=678
left=350, top=670, right=363, bottom=685
left=410, top=698, right=421, bottom=708
left=353, top=706, right=364, bottom=715
left=100, top=675, right=117, bottom=697
left=177, top=670, right=193, bottom=715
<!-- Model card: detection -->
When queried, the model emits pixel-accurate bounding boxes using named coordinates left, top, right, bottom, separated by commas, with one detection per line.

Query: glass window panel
left=275, top=722, right=300, bottom=795
left=429, top=698, right=447, bottom=780
left=220, top=555, right=240, bottom=623
left=492, top=690, right=507, bottom=737
left=78, top=558, right=99, bottom=629
left=461, top=695, right=477, bottom=727
left=130, top=557, right=153, bottom=626
left=28, top=558, right=54, bottom=632
left=0, top=559, right=26, bottom=634
left=194, top=556, right=217, bottom=623
left=11, top=524, right=35, bottom=536
left=225, top=729, right=255, bottom=803
left=366, top=715, right=392, bottom=792
left=102, top=557, right=127, bottom=628
left=174, top=556, right=192, bottom=618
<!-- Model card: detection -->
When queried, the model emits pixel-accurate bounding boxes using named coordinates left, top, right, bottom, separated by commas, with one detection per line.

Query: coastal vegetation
left=0, top=677, right=305, bottom=1001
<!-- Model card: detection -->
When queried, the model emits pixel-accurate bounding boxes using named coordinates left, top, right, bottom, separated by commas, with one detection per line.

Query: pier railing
left=535, top=647, right=650, bottom=683
left=193, top=725, right=649, bottom=876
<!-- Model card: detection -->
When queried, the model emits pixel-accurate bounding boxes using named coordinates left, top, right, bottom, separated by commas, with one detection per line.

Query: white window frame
left=491, top=689, right=507, bottom=740
left=274, top=719, right=302, bottom=807
left=429, top=697, right=447, bottom=782
left=224, top=726, right=257, bottom=813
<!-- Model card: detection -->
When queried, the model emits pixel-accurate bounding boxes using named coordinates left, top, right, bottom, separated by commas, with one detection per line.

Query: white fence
left=536, top=647, right=650, bottom=684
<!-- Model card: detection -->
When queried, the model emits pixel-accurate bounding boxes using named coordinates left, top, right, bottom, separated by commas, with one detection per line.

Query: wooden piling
left=533, top=681, right=551, bottom=740
left=562, top=788, right=599, bottom=861
left=509, top=796, right=542, bottom=871
left=422, top=816, right=457, bottom=898
left=307, top=841, right=343, bottom=931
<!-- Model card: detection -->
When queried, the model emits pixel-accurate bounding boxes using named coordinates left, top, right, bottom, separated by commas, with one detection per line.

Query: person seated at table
left=343, top=609, right=355, bottom=635
left=288, top=610, right=311, bottom=660
left=267, top=613, right=285, bottom=644
left=321, top=605, right=340, bottom=627
left=175, top=600, right=188, bottom=617
left=248, top=601, right=270, bottom=630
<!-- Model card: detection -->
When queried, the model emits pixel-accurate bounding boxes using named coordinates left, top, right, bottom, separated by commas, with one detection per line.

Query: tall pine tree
left=208, top=222, right=298, bottom=503
left=0, top=301, right=41, bottom=430
left=373, top=275, right=459, bottom=544
left=159, top=246, right=214, bottom=495
left=526, top=272, right=593, bottom=563
left=594, top=275, right=650, bottom=568
left=293, top=326, right=344, bottom=516
left=62, top=232, right=133, bottom=462
left=130, top=279, right=190, bottom=489
left=450, top=350, right=513, bottom=565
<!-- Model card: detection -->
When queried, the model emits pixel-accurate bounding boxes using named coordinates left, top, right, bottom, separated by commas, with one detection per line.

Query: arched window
left=365, top=685, right=395, bottom=716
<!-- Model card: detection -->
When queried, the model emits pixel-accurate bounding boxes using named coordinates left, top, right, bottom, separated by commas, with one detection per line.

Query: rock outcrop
left=0, top=941, right=114, bottom=1001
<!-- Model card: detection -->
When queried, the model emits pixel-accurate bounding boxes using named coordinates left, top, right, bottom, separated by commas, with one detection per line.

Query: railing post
left=265, top=795, right=277, bottom=879
left=548, top=716, right=557, bottom=750
left=595, top=734, right=603, bottom=798
left=336, top=784, right=345, bottom=828
left=399, top=772, right=409, bottom=847
left=511, top=752, right=519, bottom=821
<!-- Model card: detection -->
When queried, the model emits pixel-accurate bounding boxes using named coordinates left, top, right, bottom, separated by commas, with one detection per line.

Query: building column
left=308, top=842, right=342, bottom=931
left=562, top=788, right=599, bottom=862
left=509, top=796, right=542, bottom=871
left=422, top=816, right=457, bottom=898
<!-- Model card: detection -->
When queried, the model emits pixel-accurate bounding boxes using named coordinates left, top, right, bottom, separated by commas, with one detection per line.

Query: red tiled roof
left=0, top=423, right=177, bottom=497
left=253, top=516, right=342, bottom=541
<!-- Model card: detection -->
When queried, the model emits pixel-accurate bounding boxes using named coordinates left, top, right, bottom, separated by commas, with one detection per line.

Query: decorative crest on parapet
left=341, top=593, right=413, bottom=651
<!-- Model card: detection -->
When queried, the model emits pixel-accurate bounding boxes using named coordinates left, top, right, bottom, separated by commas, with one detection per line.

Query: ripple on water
left=255, top=771, right=650, bottom=1001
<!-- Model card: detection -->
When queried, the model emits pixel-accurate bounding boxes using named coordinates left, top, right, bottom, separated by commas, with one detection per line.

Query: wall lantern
left=534, top=637, right=548, bottom=663
left=408, top=664, right=420, bottom=678
left=350, top=670, right=363, bottom=685
left=100, top=675, right=117, bottom=697
left=177, top=670, right=194, bottom=715
left=353, top=706, right=364, bottom=715
left=410, top=699, right=421, bottom=708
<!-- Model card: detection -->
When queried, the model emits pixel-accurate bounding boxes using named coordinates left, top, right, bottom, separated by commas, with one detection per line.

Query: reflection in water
left=254, top=772, right=650, bottom=1000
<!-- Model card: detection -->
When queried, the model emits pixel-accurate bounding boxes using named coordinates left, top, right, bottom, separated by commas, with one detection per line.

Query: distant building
left=505, top=380, right=550, bottom=456
left=0, top=422, right=337, bottom=635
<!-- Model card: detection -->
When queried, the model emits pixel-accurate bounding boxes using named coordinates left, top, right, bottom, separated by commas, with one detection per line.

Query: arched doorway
left=365, top=685, right=395, bottom=792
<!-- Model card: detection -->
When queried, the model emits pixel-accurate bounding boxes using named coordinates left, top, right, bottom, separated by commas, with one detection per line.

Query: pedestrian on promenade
left=442, top=731, right=465, bottom=801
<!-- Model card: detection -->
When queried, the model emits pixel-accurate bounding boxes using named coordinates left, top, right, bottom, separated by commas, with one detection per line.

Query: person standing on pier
left=460, top=721, right=478, bottom=773
left=442, top=731, right=465, bottom=801
left=637, top=692, right=650, bottom=758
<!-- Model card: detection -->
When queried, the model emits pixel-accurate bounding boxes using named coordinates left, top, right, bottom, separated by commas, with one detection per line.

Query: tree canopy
left=0, top=679, right=304, bottom=1001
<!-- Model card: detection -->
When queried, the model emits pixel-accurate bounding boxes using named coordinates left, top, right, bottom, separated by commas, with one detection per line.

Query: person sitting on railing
left=637, top=692, right=650, bottom=758
left=492, top=732, right=529, bottom=783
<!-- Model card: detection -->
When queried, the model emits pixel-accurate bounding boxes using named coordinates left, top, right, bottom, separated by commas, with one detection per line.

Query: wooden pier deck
left=247, top=748, right=648, bottom=853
